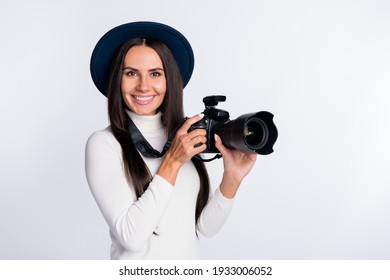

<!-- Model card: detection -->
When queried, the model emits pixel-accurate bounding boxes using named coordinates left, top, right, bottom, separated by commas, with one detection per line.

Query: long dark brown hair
left=106, top=38, right=210, bottom=225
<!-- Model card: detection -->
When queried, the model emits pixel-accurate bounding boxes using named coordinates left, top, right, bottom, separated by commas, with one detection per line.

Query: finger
left=214, top=134, right=228, bottom=154
left=189, top=134, right=207, bottom=147
left=193, top=143, right=207, bottom=154
left=179, top=139, right=207, bottom=159
left=187, top=127, right=207, bottom=138
left=179, top=114, right=204, bottom=133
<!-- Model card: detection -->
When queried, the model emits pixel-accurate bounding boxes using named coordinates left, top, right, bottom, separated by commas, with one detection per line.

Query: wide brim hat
left=90, top=21, right=194, bottom=96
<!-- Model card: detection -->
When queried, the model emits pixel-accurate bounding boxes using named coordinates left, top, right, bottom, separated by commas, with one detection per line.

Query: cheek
left=121, top=78, right=133, bottom=93
left=154, top=80, right=167, bottom=94
left=120, top=81, right=133, bottom=105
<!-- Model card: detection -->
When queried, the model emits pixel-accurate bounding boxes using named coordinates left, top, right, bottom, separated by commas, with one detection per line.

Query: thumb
left=214, top=134, right=228, bottom=154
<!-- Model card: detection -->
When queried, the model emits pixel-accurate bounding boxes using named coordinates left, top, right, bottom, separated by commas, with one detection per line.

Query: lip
left=132, top=95, right=155, bottom=105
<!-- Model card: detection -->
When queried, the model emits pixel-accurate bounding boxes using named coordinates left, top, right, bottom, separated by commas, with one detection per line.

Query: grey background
left=1, top=0, right=389, bottom=259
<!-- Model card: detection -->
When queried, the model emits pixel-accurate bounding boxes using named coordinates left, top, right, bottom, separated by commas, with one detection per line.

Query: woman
left=86, top=21, right=256, bottom=259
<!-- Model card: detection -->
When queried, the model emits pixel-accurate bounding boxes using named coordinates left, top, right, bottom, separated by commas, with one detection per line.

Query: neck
left=126, top=110, right=164, bottom=133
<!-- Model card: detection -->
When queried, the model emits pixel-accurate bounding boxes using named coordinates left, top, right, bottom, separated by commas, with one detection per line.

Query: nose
left=136, top=75, right=150, bottom=92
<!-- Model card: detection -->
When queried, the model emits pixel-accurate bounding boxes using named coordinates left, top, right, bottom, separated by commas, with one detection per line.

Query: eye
left=126, top=71, right=138, bottom=77
left=151, top=71, right=163, bottom=77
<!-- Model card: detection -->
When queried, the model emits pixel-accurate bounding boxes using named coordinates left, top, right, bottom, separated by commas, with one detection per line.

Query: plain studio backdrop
left=0, top=0, right=389, bottom=259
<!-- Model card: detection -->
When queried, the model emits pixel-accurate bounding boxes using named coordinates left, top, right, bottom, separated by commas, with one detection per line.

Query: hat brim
left=90, top=21, right=194, bottom=96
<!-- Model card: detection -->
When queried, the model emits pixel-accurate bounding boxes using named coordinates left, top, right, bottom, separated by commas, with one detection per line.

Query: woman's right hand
left=157, top=114, right=207, bottom=185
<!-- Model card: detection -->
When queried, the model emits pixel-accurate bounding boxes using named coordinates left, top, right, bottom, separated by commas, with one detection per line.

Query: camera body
left=189, top=95, right=278, bottom=155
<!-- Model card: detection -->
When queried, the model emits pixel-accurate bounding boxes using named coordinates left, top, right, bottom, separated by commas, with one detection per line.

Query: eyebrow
left=122, top=66, right=164, bottom=72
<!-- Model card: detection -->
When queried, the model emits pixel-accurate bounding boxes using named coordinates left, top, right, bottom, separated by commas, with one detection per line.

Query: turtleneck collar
left=126, top=110, right=164, bottom=133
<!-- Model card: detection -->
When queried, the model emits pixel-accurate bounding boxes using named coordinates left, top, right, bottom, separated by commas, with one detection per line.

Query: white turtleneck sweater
left=85, top=111, right=234, bottom=259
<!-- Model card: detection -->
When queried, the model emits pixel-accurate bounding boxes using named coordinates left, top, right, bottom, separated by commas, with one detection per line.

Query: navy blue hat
left=90, top=21, right=194, bottom=96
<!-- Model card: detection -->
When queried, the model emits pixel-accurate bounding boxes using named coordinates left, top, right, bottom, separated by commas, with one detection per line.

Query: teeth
left=134, top=96, right=153, bottom=101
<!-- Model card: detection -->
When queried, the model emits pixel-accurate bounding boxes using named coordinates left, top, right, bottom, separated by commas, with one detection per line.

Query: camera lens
left=219, top=111, right=277, bottom=155
left=244, top=118, right=268, bottom=150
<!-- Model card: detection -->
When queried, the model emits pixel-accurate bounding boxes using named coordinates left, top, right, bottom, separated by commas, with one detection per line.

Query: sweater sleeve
left=85, top=130, right=174, bottom=252
left=196, top=186, right=235, bottom=237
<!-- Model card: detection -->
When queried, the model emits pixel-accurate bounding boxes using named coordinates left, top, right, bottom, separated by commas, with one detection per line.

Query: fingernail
left=198, top=113, right=204, bottom=118
left=214, top=134, right=218, bottom=141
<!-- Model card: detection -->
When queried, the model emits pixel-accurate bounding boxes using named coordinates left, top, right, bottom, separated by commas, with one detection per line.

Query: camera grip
left=188, top=119, right=207, bottom=148
left=188, top=119, right=207, bottom=132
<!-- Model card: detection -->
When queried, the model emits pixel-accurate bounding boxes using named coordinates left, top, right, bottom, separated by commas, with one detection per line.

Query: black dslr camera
left=189, top=95, right=278, bottom=155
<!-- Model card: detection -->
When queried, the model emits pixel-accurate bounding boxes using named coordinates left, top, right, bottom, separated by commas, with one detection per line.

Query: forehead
left=123, top=45, right=163, bottom=67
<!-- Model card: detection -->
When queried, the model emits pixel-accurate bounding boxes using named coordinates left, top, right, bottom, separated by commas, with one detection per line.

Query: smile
left=134, top=96, right=154, bottom=101
left=133, top=95, right=155, bottom=105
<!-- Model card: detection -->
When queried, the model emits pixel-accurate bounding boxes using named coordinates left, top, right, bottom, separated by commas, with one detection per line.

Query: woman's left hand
left=214, top=134, right=257, bottom=198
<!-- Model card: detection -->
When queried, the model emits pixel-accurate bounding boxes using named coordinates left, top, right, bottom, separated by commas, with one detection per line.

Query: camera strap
left=194, top=154, right=222, bottom=162
left=127, top=117, right=222, bottom=162
left=127, top=117, right=182, bottom=158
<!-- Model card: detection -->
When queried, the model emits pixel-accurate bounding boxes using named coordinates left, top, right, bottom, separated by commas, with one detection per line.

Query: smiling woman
left=85, top=21, right=257, bottom=260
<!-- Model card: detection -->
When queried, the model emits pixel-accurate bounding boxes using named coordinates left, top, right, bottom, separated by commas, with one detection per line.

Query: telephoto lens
left=219, top=111, right=277, bottom=155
